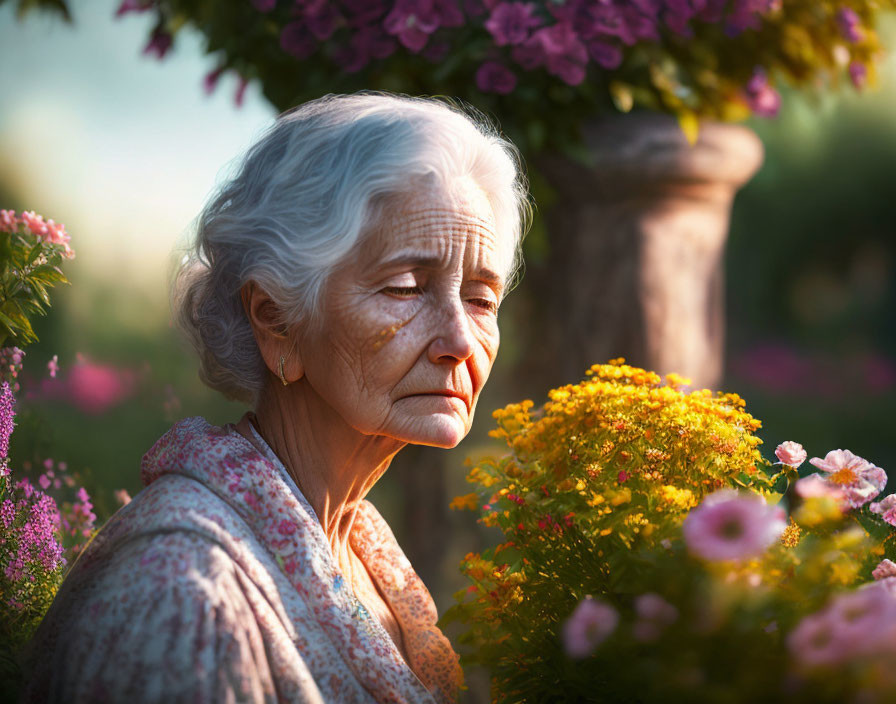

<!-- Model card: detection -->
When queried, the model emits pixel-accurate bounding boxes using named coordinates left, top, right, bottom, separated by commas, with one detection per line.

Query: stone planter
left=533, top=112, right=764, bottom=390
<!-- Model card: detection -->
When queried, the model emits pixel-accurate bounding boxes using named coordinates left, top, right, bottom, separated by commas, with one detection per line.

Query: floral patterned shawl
left=23, top=416, right=462, bottom=703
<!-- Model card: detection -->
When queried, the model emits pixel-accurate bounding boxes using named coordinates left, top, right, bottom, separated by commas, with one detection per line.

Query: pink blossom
left=64, top=360, right=138, bottom=415
left=587, top=39, right=623, bottom=70
left=526, top=22, right=588, bottom=86
left=632, top=592, right=678, bottom=642
left=873, top=559, right=896, bottom=581
left=788, top=583, right=896, bottom=667
left=47, top=355, right=59, bottom=379
left=682, top=489, right=786, bottom=562
left=0, top=209, right=17, bottom=233
left=809, top=449, right=886, bottom=509
left=384, top=0, right=463, bottom=52
left=20, top=210, right=48, bottom=237
left=203, top=66, right=226, bottom=95
left=115, top=0, right=154, bottom=17
left=849, top=61, right=868, bottom=90
left=484, top=2, right=542, bottom=46
left=475, top=61, right=517, bottom=94
left=775, top=441, right=807, bottom=468
left=617, top=470, right=630, bottom=483
left=0, top=382, right=14, bottom=461
left=562, top=597, right=619, bottom=659
left=743, top=67, right=781, bottom=118
left=870, top=494, right=896, bottom=527
left=235, top=77, right=249, bottom=108
left=793, top=474, right=847, bottom=507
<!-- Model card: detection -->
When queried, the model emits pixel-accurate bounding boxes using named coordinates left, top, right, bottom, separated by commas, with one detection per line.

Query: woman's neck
left=236, top=378, right=407, bottom=562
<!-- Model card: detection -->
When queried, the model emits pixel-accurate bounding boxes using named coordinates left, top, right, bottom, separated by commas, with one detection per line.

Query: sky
left=0, top=0, right=276, bottom=311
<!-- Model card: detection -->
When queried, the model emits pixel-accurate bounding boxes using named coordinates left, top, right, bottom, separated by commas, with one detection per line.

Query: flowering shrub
left=102, top=0, right=896, bottom=153
left=0, top=209, right=73, bottom=347
left=445, top=359, right=896, bottom=703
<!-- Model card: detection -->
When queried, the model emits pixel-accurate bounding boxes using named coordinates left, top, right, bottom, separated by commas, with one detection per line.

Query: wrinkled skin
left=237, top=177, right=512, bottom=660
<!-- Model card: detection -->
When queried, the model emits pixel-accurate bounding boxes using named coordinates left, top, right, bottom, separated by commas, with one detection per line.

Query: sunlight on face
left=297, top=178, right=510, bottom=448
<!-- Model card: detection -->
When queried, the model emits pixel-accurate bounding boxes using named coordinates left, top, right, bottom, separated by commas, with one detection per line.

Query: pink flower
left=526, top=22, right=588, bottom=86
left=788, top=583, right=896, bottom=667
left=0, top=209, right=17, bottom=233
left=562, top=597, right=619, bottom=659
left=115, top=0, right=154, bottom=17
left=870, top=494, right=896, bottom=527
left=743, top=67, right=781, bottom=118
left=587, top=39, right=623, bottom=70
left=47, top=355, right=59, bottom=379
left=203, top=66, right=226, bottom=95
left=849, top=61, right=868, bottom=90
left=793, top=474, right=847, bottom=506
left=65, top=359, right=138, bottom=415
left=142, top=28, right=173, bottom=60
left=809, top=449, right=886, bottom=509
left=775, top=441, right=807, bottom=468
left=682, top=489, right=786, bottom=562
left=617, top=470, right=630, bottom=483
left=20, top=210, right=48, bottom=237
left=873, top=559, right=896, bottom=581
left=484, top=2, right=542, bottom=46
left=632, top=592, right=678, bottom=642
left=384, top=0, right=463, bottom=52
left=475, top=61, right=517, bottom=94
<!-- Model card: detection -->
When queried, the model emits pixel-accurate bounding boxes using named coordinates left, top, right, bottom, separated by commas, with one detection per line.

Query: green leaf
left=26, top=241, right=43, bottom=265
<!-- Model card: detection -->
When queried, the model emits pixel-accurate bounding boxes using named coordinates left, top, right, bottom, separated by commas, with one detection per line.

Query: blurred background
left=1, top=0, right=894, bottom=637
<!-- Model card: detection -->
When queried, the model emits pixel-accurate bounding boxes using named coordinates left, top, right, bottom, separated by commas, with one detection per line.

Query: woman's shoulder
left=21, top=508, right=321, bottom=703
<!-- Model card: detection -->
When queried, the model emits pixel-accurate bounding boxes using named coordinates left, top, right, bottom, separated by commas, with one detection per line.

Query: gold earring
left=278, top=355, right=289, bottom=386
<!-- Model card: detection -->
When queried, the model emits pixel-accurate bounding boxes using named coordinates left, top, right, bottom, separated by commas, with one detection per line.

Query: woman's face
left=297, top=178, right=511, bottom=448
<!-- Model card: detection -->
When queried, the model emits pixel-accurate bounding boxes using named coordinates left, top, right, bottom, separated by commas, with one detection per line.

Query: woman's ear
left=240, top=281, right=304, bottom=383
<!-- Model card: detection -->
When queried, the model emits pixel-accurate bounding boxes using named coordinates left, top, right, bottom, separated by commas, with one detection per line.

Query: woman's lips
left=405, top=391, right=470, bottom=411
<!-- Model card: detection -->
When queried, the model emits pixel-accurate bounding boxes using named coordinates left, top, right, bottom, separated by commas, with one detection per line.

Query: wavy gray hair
left=172, top=92, right=530, bottom=405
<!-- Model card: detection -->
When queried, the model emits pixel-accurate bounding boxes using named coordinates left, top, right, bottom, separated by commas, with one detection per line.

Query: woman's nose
left=427, top=300, right=475, bottom=364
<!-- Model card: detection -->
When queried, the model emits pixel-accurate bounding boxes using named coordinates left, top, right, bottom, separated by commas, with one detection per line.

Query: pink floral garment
left=23, top=416, right=462, bottom=703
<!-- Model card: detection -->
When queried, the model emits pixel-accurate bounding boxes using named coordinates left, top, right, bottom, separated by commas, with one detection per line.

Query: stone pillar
left=534, top=113, right=764, bottom=390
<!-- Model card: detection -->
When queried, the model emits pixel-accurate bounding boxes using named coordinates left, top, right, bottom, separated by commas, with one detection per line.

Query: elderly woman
left=23, top=93, right=528, bottom=703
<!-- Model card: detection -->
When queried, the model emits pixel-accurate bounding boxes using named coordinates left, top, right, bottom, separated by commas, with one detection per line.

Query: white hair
left=172, top=92, right=530, bottom=405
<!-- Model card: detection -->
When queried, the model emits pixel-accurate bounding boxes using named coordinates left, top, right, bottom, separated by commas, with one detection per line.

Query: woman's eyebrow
left=378, top=252, right=504, bottom=289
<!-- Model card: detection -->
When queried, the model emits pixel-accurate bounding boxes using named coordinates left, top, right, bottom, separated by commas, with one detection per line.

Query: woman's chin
left=395, top=412, right=469, bottom=449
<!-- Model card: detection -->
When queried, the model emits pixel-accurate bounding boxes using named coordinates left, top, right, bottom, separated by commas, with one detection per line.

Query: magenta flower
left=632, top=592, right=678, bottom=643
left=526, top=23, right=588, bottom=86
left=683, top=489, right=786, bottom=562
left=115, top=0, right=154, bottom=18
left=788, top=583, right=896, bottom=667
left=484, top=2, right=543, bottom=46
left=743, top=67, right=781, bottom=118
left=587, top=40, right=623, bottom=70
left=870, top=494, right=896, bottom=527
left=0, top=382, right=15, bottom=461
left=142, top=28, right=173, bottom=60
left=774, top=441, right=807, bottom=468
left=836, top=7, right=864, bottom=43
left=809, top=449, right=886, bottom=509
left=475, top=61, right=517, bottom=94
left=562, top=597, right=619, bottom=659
left=383, top=0, right=463, bottom=52
left=203, top=66, right=226, bottom=95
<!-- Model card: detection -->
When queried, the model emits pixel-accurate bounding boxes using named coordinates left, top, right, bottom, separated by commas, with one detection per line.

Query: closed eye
left=381, top=286, right=422, bottom=297
left=469, top=298, right=498, bottom=314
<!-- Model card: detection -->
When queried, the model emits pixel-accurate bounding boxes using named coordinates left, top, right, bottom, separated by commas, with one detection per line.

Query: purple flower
left=115, top=0, right=154, bottom=18
left=849, top=61, right=868, bottom=90
left=383, top=0, right=463, bottom=52
left=335, top=25, right=397, bottom=71
left=280, top=21, right=318, bottom=59
left=476, top=61, right=517, bottom=94
left=203, top=66, right=226, bottom=95
left=873, top=559, right=896, bottom=581
left=837, top=7, right=864, bottom=43
left=305, top=2, right=342, bottom=40
left=0, top=382, right=15, bottom=461
left=527, top=23, right=588, bottom=86
left=484, top=2, right=543, bottom=46
left=587, top=39, right=623, bottom=70
left=342, top=0, right=390, bottom=27
left=562, top=597, right=619, bottom=659
left=743, top=67, right=781, bottom=118
left=683, top=489, right=786, bottom=562
left=809, top=449, right=886, bottom=509
left=142, top=27, right=173, bottom=60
